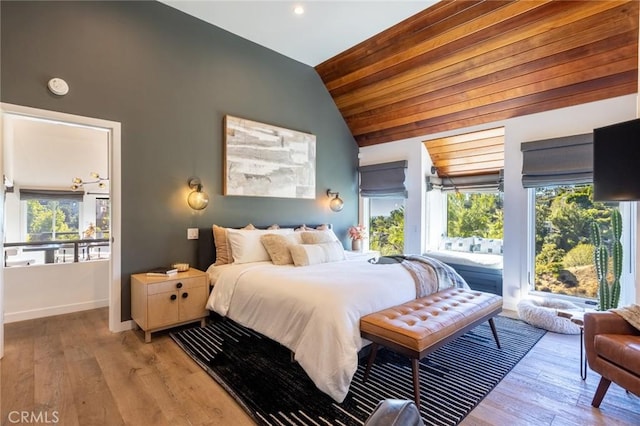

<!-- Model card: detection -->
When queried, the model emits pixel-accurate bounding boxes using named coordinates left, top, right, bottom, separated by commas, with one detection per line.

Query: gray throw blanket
left=373, top=254, right=469, bottom=298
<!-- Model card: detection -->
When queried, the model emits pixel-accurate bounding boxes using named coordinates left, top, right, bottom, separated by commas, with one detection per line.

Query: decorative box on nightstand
left=131, top=268, right=209, bottom=342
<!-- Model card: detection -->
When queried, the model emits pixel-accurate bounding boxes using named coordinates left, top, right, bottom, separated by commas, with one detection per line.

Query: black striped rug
left=171, top=315, right=546, bottom=425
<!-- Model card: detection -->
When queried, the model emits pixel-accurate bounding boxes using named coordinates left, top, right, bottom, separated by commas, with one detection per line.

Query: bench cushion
left=360, top=288, right=502, bottom=352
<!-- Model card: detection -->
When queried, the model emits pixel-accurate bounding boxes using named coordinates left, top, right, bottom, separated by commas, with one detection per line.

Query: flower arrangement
left=348, top=224, right=368, bottom=240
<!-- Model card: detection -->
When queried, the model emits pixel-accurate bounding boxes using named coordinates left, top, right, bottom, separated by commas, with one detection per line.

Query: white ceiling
left=160, top=1, right=436, bottom=66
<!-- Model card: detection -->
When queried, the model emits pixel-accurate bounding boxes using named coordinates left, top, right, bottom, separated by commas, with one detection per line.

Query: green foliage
left=533, top=184, right=618, bottom=299
left=591, top=209, right=623, bottom=310
left=535, top=243, right=565, bottom=275
left=447, top=193, right=503, bottom=239
left=563, top=243, right=595, bottom=268
left=26, top=200, right=79, bottom=241
left=369, top=205, right=405, bottom=256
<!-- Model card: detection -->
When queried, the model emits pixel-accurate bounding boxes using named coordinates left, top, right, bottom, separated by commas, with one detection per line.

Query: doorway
left=0, top=103, right=128, bottom=346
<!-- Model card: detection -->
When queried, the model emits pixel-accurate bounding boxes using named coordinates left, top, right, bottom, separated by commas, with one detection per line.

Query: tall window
left=26, top=198, right=80, bottom=241
left=359, top=160, right=408, bottom=256
left=532, top=184, right=617, bottom=299
left=369, top=198, right=405, bottom=255
left=96, top=198, right=110, bottom=239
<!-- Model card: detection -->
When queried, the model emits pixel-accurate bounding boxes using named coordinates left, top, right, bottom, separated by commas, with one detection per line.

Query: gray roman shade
left=427, top=170, right=503, bottom=192
left=521, top=133, right=593, bottom=188
left=359, top=160, right=408, bottom=198
left=19, top=188, right=85, bottom=201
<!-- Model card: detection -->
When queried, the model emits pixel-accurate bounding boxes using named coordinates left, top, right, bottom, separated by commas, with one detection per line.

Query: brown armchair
left=584, top=311, right=640, bottom=407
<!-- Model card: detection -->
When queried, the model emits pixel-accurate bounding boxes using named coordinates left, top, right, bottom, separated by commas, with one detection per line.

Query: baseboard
left=4, top=299, right=109, bottom=323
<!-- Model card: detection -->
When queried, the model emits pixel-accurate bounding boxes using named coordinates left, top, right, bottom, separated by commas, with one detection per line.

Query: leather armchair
left=584, top=311, right=640, bottom=407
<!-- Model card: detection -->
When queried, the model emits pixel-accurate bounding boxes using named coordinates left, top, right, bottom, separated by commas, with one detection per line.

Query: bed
left=197, top=224, right=468, bottom=403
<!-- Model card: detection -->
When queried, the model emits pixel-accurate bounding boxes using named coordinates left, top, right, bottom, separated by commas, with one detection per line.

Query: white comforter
left=205, top=257, right=416, bottom=402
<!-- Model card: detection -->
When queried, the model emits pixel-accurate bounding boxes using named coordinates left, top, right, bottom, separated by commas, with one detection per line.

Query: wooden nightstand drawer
left=146, top=275, right=206, bottom=296
left=131, top=268, right=209, bottom=342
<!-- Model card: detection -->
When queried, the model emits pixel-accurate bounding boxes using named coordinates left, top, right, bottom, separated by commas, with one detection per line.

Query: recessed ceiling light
left=293, top=5, right=304, bottom=15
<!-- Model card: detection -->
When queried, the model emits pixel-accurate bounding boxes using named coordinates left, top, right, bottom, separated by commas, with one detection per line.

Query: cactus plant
left=590, top=209, right=623, bottom=310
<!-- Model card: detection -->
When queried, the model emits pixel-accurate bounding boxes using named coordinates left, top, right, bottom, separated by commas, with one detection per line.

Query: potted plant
left=590, top=209, right=622, bottom=310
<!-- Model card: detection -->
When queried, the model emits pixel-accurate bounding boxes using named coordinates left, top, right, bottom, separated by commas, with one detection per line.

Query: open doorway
left=0, top=103, right=127, bottom=339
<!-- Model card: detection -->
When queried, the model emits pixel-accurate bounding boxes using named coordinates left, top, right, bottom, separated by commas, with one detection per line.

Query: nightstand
left=131, top=268, right=209, bottom=342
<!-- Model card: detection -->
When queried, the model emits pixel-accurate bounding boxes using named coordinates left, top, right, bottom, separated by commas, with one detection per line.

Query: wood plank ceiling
left=424, top=127, right=504, bottom=177
left=315, top=0, right=639, bottom=148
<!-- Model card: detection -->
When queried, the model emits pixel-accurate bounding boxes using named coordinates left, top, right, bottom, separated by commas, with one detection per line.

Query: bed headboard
left=196, top=224, right=333, bottom=271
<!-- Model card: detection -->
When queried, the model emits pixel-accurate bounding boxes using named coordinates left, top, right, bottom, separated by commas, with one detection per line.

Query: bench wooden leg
left=363, top=343, right=379, bottom=382
left=488, top=318, right=501, bottom=349
left=412, top=358, right=421, bottom=407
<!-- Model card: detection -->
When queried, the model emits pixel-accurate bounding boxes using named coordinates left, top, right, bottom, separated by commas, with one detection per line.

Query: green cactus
left=591, top=209, right=623, bottom=310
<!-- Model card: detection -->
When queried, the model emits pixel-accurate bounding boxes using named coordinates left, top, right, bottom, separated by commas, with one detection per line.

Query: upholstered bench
left=360, top=287, right=503, bottom=406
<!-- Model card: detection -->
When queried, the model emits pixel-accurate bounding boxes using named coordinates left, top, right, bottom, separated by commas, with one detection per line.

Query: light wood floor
left=1, top=308, right=639, bottom=425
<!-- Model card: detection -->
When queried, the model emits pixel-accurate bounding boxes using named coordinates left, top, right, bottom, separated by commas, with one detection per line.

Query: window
left=26, top=198, right=80, bottom=242
left=447, top=192, right=503, bottom=239
left=368, top=198, right=405, bottom=255
left=531, top=184, right=617, bottom=300
left=96, top=198, right=110, bottom=239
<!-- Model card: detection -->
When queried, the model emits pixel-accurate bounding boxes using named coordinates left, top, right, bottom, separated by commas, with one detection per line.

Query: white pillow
left=290, top=241, right=346, bottom=266
left=227, top=228, right=294, bottom=264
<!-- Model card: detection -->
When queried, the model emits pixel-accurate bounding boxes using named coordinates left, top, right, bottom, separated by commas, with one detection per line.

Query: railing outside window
left=4, top=238, right=110, bottom=267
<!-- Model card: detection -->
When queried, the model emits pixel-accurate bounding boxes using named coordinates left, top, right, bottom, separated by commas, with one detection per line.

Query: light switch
left=187, top=228, right=199, bottom=240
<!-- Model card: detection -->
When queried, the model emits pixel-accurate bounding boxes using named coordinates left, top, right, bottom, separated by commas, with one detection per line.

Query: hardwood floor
left=1, top=308, right=639, bottom=425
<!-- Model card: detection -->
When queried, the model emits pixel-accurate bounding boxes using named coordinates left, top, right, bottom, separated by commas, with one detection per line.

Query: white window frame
left=526, top=186, right=636, bottom=308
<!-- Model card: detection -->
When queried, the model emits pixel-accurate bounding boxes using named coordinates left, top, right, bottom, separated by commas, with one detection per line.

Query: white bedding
left=423, top=249, right=503, bottom=269
left=205, top=257, right=416, bottom=402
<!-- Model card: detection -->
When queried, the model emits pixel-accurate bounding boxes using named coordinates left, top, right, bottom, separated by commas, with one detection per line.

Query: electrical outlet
left=187, top=228, right=199, bottom=240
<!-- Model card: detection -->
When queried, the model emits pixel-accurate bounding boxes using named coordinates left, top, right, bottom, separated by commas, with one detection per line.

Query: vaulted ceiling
left=315, top=0, right=639, bottom=148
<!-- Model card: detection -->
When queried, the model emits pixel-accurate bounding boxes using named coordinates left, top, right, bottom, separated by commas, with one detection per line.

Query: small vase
left=351, top=239, right=362, bottom=252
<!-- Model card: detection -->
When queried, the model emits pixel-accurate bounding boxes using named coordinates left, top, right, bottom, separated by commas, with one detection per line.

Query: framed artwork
left=224, top=115, right=316, bottom=199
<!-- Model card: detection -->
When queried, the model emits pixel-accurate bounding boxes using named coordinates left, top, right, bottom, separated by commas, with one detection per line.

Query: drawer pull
left=170, top=294, right=177, bottom=301
left=182, top=292, right=189, bottom=299
left=176, top=282, right=183, bottom=289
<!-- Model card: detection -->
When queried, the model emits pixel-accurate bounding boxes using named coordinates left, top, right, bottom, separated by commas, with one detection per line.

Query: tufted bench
left=360, top=287, right=503, bottom=406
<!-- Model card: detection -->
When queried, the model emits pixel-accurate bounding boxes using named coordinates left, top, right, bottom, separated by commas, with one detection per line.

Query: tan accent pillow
left=260, top=234, right=295, bottom=265
left=300, top=229, right=339, bottom=244
left=243, top=223, right=256, bottom=230
left=290, top=241, right=345, bottom=266
left=300, top=231, right=334, bottom=244
left=212, top=225, right=232, bottom=266
left=267, top=224, right=280, bottom=230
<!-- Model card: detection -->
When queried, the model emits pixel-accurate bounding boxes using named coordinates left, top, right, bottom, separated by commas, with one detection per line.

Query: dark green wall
left=1, top=1, right=359, bottom=320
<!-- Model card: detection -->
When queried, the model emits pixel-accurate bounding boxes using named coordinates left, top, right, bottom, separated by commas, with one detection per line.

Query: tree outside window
left=447, top=192, right=503, bottom=239
left=533, top=184, right=617, bottom=299
left=26, top=199, right=79, bottom=241
left=369, top=199, right=405, bottom=256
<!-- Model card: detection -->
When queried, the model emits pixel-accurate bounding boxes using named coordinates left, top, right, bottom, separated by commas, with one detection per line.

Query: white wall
left=359, top=94, right=639, bottom=311
left=3, top=261, right=109, bottom=322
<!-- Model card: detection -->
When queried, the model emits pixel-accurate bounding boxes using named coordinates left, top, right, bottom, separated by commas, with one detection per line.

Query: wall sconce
left=187, top=177, right=209, bottom=210
left=71, top=172, right=108, bottom=191
left=326, top=189, right=344, bottom=212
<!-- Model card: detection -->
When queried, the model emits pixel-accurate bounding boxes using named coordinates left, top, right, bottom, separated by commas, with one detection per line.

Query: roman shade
left=19, top=188, right=85, bottom=201
left=521, top=133, right=593, bottom=188
left=427, top=170, right=503, bottom=193
left=359, top=160, right=408, bottom=198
